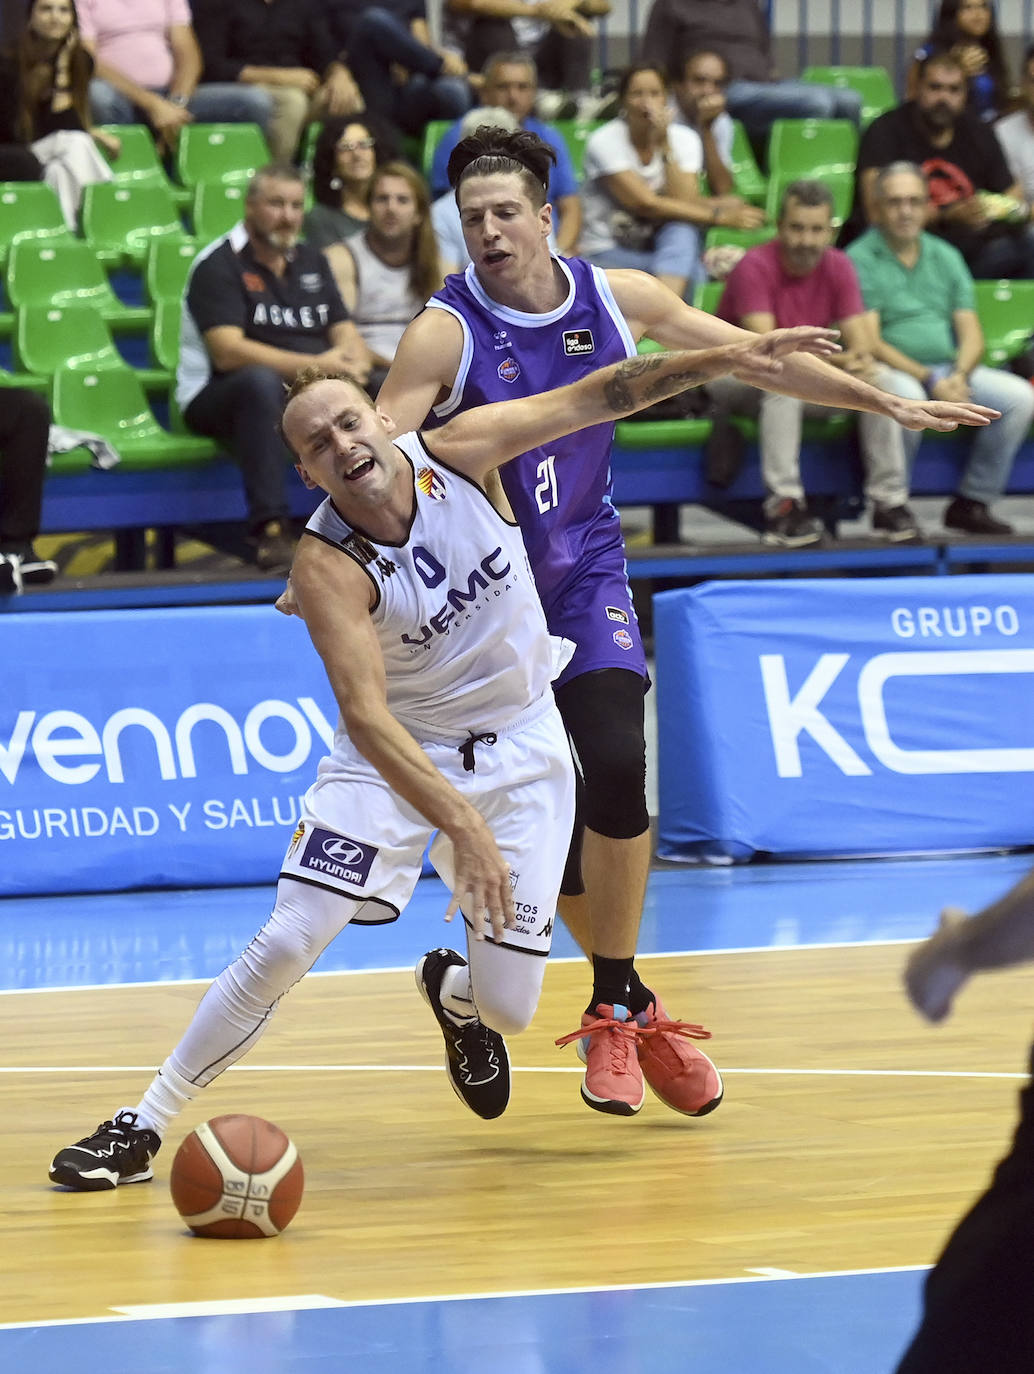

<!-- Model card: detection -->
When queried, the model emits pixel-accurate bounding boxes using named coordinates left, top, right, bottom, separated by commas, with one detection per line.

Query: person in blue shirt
left=429, top=51, right=581, bottom=255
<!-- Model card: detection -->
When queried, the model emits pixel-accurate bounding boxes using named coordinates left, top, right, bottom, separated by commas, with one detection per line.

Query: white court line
left=0, top=1264, right=933, bottom=1331
left=1, top=1063, right=1027, bottom=1080
left=0, top=938, right=924, bottom=999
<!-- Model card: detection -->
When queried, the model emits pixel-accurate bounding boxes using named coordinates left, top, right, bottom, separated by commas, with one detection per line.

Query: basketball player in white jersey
left=49, top=322, right=852, bottom=1189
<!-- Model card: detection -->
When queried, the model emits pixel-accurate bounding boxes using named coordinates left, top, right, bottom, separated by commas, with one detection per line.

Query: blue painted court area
left=1, top=851, right=1030, bottom=991
left=0, top=1269, right=927, bottom=1374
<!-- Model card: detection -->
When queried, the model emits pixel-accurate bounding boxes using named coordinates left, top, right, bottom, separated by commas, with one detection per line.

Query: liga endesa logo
left=760, top=648, right=1034, bottom=777
left=0, top=696, right=337, bottom=786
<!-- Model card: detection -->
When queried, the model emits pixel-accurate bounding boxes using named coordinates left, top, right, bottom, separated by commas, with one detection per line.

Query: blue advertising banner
left=0, top=607, right=341, bottom=895
left=654, top=575, right=1034, bottom=862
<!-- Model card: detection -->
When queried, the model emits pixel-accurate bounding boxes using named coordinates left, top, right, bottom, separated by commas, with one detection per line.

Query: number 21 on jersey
left=534, top=454, right=559, bottom=513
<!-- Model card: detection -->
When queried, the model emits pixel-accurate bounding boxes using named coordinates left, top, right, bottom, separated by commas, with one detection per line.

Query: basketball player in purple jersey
left=378, top=127, right=1000, bottom=1118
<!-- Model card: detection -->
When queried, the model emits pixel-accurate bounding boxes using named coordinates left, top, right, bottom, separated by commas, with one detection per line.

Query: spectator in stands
left=845, top=51, right=1034, bottom=280
left=431, top=105, right=522, bottom=273
left=339, top=1, right=472, bottom=144
left=907, top=0, right=1011, bottom=124
left=708, top=179, right=919, bottom=547
left=429, top=52, right=581, bottom=256
left=579, top=64, right=710, bottom=300
left=0, top=0, right=118, bottom=228
left=442, top=0, right=608, bottom=119
left=669, top=49, right=766, bottom=231
left=191, top=0, right=360, bottom=162
left=848, top=161, right=1032, bottom=537
left=0, top=387, right=57, bottom=594
left=176, top=163, right=371, bottom=573
left=302, top=113, right=398, bottom=253
left=324, top=162, right=441, bottom=396
left=995, top=44, right=1034, bottom=201
left=641, top=0, right=861, bottom=141
left=77, top=0, right=271, bottom=153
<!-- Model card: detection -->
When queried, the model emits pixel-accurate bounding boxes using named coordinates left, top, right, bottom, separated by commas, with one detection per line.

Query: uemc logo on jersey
left=299, top=826, right=377, bottom=885
left=401, top=544, right=512, bottom=647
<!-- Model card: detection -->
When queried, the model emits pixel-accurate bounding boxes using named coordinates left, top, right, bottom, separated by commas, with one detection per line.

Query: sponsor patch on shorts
left=563, top=328, right=595, bottom=355
left=605, top=605, right=630, bottom=624
left=613, top=628, right=634, bottom=650
left=299, top=827, right=378, bottom=885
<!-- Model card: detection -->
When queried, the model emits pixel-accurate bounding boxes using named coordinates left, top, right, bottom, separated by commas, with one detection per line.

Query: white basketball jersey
left=305, top=431, right=557, bottom=742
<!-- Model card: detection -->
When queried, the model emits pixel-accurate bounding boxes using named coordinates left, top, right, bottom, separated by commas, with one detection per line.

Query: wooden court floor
left=6, top=939, right=1032, bottom=1327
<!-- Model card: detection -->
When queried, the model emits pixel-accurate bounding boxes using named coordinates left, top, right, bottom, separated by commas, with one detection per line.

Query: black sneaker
left=252, top=520, right=296, bottom=573
left=0, top=553, right=21, bottom=596
left=49, top=1110, right=161, bottom=1191
left=944, top=496, right=1014, bottom=536
left=872, top=504, right=922, bottom=543
left=18, top=546, right=58, bottom=584
left=416, top=949, right=510, bottom=1119
left=762, top=498, right=824, bottom=547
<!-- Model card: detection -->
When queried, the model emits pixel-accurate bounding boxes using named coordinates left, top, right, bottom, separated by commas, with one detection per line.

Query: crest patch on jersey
left=497, top=355, right=521, bottom=384
left=416, top=466, right=447, bottom=501
left=563, top=328, right=595, bottom=355
left=605, top=605, right=630, bottom=624
left=300, top=827, right=378, bottom=886
left=613, top=628, right=634, bottom=651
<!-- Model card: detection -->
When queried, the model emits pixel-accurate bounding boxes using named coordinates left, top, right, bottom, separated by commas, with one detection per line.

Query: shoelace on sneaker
left=555, top=1013, right=641, bottom=1074
left=635, top=1016, right=714, bottom=1045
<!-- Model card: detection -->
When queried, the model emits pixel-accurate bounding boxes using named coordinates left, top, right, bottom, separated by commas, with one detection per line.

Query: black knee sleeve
left=554, top=668, right=650, bottom=842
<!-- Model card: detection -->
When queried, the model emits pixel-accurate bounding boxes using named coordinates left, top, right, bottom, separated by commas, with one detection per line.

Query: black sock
left=626, top=967, right=654, bottom=1017
left=588, top=954, right=634, bottom=1015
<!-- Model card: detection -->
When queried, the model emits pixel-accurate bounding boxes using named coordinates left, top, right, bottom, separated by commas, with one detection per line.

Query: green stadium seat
left=704, top=224, right=775, bottom=252
left=0, top=181, right=71, bottom=264
left=145, top=236, right=199, bottom=304
left=191, top=181, right=246, bottom=243
left=6, top=239, right=151, bottom=332
left=551, top=119, right=603, bottom=180
left=0, top=365, right=48, bottom=393
left=766, top=118, right=858, bottom=180
left=52, top=363, right=216, bottom=467
left=15, top=304, right=122, bottom=377
left=98, top=123, right=189, bottom=205
left=800, top=65, right=896, bottom=129
left=764, top=167, right=855, bottom=227
left=974, top=279, right=1034, bottom=366
left=421, top=119, right=453, bottom=181
left=692, top=281, right=724, bottom=314
left=81, top=182, right=185, bottom=268
left=300, top=121, right=322, bottom=172
left=150, top=295, right=181, bottom=372
left=175, top=123, right=270, bottom=189
left=729, top=120, right=767, bottom=205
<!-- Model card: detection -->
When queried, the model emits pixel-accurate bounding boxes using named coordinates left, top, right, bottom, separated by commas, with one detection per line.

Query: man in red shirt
left=710, top=179, right=919, bottom=545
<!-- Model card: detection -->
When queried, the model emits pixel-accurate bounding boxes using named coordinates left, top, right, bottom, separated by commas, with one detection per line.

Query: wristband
left=169, top=93, right=189, bottom=107
left=922, top=363, right=953, bottom=396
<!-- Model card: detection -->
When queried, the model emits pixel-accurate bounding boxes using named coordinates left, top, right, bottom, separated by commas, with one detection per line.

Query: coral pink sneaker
left=634, top=996, right=723, bottom=1116
left=555, top=1004, right=644, bottom=1116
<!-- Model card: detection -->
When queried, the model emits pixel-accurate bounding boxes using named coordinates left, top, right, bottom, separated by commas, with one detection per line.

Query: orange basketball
left=169, top=1114, right=304, bottom=1238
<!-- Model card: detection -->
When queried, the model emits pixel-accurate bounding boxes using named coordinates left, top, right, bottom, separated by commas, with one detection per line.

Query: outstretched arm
left=608, top=269, right=1001, bottom=434
left=905, top=871, right=1034, bottom=1022
left=428, top=327, right=840, bottom=480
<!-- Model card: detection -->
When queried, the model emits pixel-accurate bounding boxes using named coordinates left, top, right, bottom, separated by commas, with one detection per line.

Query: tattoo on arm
left=602, top=354, right=708, bottom=414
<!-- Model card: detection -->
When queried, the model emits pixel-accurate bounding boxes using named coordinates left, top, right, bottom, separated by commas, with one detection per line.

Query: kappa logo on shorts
left=613, top=628, right=634, bottom=651
left=563, top=328, right=595, bottom=356
left=300, top=827, right=378, bottom=885
left=605, top=605, right=630, bottom=625
left=497, top=356, right=521, bottom=384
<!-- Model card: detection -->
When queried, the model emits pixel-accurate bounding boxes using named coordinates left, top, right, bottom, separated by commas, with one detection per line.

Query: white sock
left=133, top=1061, right=199, bottom=1138
left=440, top=963, right=477, bottom=1022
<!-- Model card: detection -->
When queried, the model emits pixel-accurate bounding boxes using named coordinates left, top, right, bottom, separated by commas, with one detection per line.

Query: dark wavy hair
left=311, top=112, right=399, bottom=210
left=447, top=126, right=556, bottom=209
left=925, top=0, right=1009, bottom=109
left=17, top=0, right=92, bottom=141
